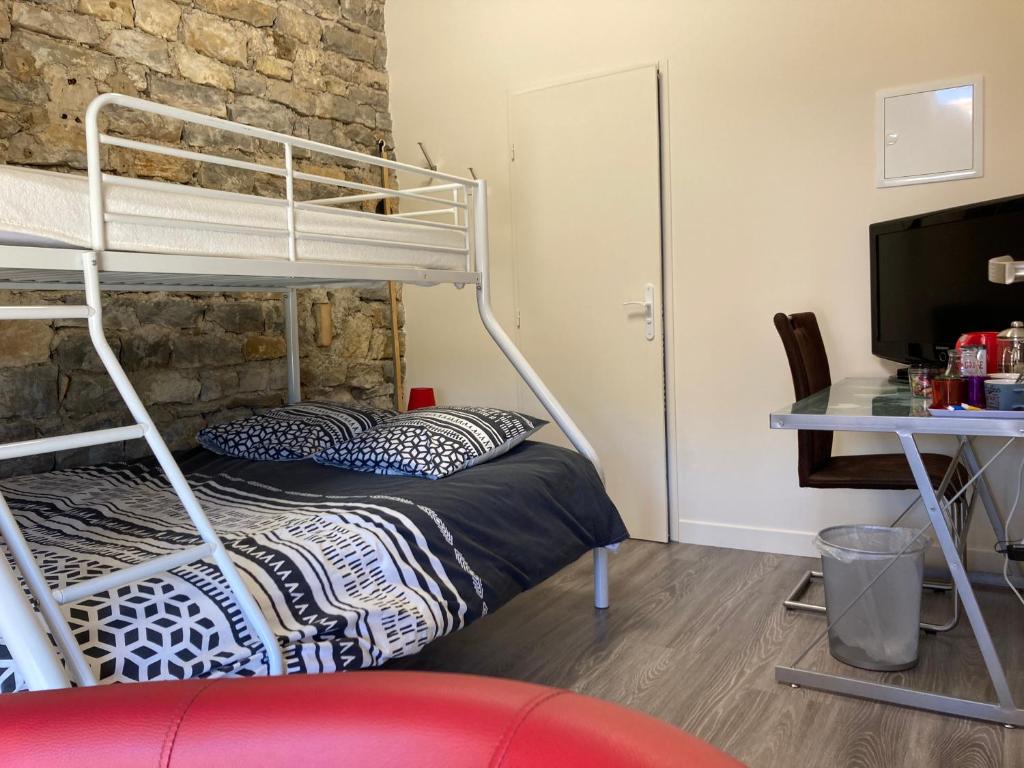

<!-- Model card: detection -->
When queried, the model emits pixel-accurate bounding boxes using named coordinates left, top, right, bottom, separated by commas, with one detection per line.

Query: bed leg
left=593, top=547, right=610, bottom=609
left=0, top=550, right=69, bottom=691
left=284, top=288, right=301, bottom=405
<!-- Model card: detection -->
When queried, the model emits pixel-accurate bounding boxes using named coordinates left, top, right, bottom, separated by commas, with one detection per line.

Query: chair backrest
left=773, top=312, right=834, bottom=485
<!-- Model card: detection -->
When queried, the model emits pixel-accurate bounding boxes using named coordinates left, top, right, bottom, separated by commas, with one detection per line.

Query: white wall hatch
left=876, top=75, right=983, bottom=187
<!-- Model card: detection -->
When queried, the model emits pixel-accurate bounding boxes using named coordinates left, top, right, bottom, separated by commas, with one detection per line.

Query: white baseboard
left=676, top=517, right=1012, bottom=576
left=676, top=518, right=818, bottom=558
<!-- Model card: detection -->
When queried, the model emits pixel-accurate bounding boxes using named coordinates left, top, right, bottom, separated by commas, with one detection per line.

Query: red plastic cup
left=407, top=387, right=436, bottom=410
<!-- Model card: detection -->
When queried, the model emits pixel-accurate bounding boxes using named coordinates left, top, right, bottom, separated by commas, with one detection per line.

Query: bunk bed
left=0, top=94, right=625, bottom=693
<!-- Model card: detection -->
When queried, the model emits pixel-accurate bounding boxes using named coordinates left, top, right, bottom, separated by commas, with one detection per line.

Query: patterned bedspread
left=0, top=442, right=626, bottom=692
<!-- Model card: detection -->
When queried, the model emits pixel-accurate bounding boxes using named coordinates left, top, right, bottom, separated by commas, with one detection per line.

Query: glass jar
left=932, top=350, right=966, bottom=409
left=908, top=366, right=937, bottom=398
left=959, top=345, right=988, bottom=407
left=959, top=344, right=987, bottom=377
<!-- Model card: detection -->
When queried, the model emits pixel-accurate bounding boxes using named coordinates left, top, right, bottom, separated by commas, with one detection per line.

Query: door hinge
left=510, top=144, right=516, bottom=162
left=515, top=309, right=521, bottom=328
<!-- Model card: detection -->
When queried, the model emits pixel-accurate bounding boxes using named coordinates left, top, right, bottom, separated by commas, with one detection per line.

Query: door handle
left=622, top=283, right=655, bottom=341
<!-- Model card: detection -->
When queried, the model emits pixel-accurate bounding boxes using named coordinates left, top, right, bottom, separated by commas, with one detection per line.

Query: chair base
left=783, top=567, right=960, bottom=633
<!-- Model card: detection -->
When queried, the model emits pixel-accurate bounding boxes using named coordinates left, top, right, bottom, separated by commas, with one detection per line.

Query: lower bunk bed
left=0, top=441, right=626, bottom=692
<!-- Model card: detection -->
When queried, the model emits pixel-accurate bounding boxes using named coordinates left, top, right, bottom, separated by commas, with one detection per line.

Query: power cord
left=996, top=451, right=1024, bottom=608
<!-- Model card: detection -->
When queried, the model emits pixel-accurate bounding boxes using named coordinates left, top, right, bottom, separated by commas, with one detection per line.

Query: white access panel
left=876, top=76, right=983, bottom=187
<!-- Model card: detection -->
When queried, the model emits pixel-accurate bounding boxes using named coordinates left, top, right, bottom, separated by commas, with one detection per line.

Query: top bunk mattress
left=0, top=165, right=467, bottom=273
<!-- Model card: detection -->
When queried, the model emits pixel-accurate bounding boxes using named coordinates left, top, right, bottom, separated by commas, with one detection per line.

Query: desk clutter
left=773, top=309, right=1024, bottom=726
left=908, top=322, right=1024, bottom=414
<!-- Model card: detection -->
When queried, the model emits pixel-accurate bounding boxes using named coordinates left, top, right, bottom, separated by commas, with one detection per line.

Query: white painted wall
left=386, top=0, right=1024, bottom=568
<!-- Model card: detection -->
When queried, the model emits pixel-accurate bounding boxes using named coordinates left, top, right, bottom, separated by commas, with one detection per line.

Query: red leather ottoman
left=0, top=670, right=742, bottom=767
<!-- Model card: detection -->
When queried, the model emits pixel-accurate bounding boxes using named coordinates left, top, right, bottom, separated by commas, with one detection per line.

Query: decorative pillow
left=314, top=406, right=547, bottom=479
left=197, top=401, right=396, bottom=461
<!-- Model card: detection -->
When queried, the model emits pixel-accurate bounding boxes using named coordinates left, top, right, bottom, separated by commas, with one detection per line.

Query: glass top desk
left=770, top=376, right=1024, bottom=727
left=771, top=376, right=1024, bottom=437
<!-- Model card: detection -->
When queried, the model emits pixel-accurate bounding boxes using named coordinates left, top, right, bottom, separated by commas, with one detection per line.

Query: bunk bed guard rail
left=85, top=93, right=474, bottom=279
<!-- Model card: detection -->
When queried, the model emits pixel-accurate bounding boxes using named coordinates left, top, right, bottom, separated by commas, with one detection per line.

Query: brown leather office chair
left=774, top=312, right=964, bottom=492
left=774, top=312, right=968, bottom=628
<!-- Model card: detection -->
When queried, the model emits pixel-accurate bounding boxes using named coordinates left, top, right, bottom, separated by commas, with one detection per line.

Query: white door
left=510, top=66, right=668, bottom=542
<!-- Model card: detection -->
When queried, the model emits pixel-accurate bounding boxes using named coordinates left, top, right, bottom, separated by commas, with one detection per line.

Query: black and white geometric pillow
left=197, top=401, right=397, bottom=461
left=314, top=406, right=547, bottom=479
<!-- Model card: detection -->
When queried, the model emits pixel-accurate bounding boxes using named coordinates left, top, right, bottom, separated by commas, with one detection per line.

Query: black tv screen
left=870, top=194, right=1024, bottom=365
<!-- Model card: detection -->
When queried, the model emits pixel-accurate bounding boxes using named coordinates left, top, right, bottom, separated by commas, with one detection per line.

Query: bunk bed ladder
left=0, top=252, right=284, bottom=690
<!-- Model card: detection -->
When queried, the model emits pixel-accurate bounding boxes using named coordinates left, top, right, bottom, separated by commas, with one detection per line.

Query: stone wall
left=0, top=0, right=402, bottom=476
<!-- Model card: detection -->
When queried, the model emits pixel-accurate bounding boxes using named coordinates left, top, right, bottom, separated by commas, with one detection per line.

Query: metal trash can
left=814, top=525, right=928, bottom=672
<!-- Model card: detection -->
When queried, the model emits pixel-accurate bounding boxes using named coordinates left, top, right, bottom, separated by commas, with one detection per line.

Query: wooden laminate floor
left=393, top=540, right=1024, bottom=768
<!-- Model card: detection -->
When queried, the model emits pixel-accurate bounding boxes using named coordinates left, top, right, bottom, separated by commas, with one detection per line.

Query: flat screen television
left=870, top=194, right=1024, bottom=365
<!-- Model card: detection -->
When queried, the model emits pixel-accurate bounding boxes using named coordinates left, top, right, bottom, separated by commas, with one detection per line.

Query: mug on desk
left=984, top=379, right=1024, bottom=411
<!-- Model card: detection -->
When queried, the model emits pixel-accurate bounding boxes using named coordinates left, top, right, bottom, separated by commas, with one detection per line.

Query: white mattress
left=0, top=165, right=466, bottom=271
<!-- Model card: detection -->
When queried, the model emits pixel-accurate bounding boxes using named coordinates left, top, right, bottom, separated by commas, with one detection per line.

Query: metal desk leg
left=901, top=432, right=1017, bottom=713
left=776, top=433, right=1023, bottom=727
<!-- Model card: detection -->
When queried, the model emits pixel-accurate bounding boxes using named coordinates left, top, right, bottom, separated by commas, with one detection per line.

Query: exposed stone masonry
left=0, top=0, right=401, bottom=476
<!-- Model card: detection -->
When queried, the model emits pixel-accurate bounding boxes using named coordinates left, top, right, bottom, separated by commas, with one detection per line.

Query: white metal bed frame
left=0, top=94, right=612, bottom=692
